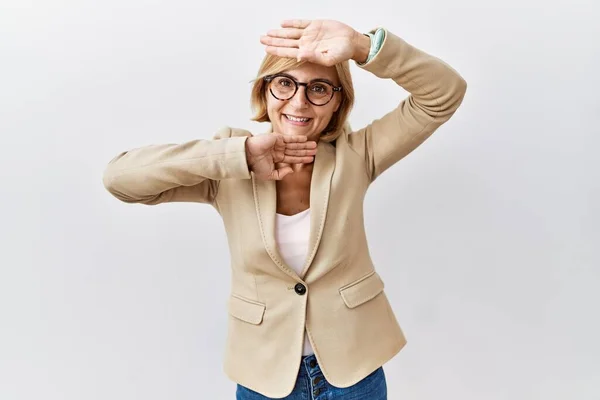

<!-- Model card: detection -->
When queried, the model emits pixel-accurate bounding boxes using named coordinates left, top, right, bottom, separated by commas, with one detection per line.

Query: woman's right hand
left=245, top=134, right=317, bottom=180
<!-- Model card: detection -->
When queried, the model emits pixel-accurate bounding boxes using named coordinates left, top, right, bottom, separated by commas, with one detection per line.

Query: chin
left=284, top=127, right=311, bottom=137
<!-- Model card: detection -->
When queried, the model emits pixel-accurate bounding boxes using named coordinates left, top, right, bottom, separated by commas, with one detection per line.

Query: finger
left=281, top=155, right=314, bottom=164
left=284, top=148, right=317, bottom=157
left=272, top=167, right=293, bottom=180
left=284, top=141, right=317, bottom=150
left=297, top=48, right=318, bottom=63
left=281, top=19, right=311, bottom=29
left=260, top=35, right=299, bottom=48
left=265, top=46, right=299, bottom=59
left=266, top=28, right=304, bottom=39
left=281, top=135, right=308, bottom=143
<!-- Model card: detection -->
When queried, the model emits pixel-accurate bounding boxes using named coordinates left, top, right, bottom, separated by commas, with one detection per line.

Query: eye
left=276, top=77, right=294, bottom=87
left=309, top=83, right=330, bottom=94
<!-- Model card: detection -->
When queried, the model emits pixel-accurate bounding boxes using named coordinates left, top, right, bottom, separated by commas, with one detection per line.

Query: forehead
left=283, top=62, right=339, bottom=84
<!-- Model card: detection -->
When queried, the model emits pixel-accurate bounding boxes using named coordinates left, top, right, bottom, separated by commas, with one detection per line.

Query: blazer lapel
left=251, top=137, right=336, bottom=281
left=300, top=140, right=336, bottom=278
left=251, top=173, right=300, bottom=280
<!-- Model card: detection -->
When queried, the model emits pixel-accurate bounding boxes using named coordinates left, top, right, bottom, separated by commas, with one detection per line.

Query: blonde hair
left=250, top=54, right=355, bottom=143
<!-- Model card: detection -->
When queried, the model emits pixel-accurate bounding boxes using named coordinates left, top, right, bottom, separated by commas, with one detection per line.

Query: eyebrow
left=278, top=72, right=339, bottom=87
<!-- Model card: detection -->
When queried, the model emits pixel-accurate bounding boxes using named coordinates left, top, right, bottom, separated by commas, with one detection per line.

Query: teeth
left=285, top=114, right=310, bottom=122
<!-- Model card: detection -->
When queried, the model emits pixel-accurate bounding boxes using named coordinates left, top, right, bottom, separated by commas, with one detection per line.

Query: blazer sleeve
left=102, top=127, right=251, bottom=205
left=347, top=28, right=467, bottom=181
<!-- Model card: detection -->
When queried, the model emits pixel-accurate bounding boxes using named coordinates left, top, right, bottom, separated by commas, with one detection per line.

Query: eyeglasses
left=264, top=73, right=342, bottom=106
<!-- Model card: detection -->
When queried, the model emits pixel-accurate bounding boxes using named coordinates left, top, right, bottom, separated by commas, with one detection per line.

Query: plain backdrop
left=1, top=0, right=598, bottom=399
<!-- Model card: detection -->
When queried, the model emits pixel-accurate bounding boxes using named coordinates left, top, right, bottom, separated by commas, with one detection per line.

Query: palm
left=247, top=135, right=284, bottom=172
left=261, top=19, right=358, bottom=66
left=246, top=134, right=316, bottom=180
left=297, top=20, right=356, bottom=66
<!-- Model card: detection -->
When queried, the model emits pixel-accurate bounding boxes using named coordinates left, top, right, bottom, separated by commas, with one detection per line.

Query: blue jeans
left=236, top=354, right=387, bottom=399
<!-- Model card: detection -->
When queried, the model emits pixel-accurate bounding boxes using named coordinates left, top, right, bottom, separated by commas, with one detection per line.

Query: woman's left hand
left=260, top=19, right=370, bottom=66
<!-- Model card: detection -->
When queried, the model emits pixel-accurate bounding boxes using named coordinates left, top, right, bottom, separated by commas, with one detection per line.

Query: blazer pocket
left=339, top=271, right=385, bottom=309
left=228, top=294, right=266, bottom=325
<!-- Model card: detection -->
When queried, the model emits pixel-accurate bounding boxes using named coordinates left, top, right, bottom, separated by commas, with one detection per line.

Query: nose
left=289, top=85, right=309, bottom=108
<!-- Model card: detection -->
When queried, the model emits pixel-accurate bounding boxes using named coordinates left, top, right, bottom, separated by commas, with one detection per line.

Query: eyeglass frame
left=263, top=73, right=343, bottom=106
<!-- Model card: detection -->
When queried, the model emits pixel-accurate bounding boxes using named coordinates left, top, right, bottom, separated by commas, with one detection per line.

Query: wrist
left=351, top=30, right=371, bottom=64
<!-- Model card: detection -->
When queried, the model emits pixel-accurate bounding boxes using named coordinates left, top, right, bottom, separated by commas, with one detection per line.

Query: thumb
left=297, top=48, right=314, bottom=62
left=273, top=166, right=294, bottom=180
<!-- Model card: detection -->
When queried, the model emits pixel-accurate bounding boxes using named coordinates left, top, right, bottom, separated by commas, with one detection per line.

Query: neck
left=291, top=163, right=313, bottom=173
left=275, top=162, right=313, bottom=174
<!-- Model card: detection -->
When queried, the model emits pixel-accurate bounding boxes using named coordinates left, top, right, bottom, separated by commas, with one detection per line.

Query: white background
left=1, top=0, right=598, bottom=399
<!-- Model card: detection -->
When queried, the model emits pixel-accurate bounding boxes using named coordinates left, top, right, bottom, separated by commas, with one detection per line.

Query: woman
left=103, top=19, right=466, bottom=400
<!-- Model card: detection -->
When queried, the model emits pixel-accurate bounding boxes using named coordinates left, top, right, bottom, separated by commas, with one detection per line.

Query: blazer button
left=294, top=283, right=306, bottom=295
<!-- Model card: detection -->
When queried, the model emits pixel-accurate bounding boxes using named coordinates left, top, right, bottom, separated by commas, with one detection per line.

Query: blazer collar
left=251, top=134, right=336, bottom=281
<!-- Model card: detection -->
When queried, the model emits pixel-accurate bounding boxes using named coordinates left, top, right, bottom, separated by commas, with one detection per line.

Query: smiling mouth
left=284, top=114, right=312, bottom=123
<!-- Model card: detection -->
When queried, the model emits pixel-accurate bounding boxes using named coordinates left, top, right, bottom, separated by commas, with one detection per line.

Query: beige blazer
left=103, top=28, right=467, bottom=398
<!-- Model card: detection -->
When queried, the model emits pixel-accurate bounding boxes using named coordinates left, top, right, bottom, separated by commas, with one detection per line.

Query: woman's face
left=266, top=62, right=341, bottom=142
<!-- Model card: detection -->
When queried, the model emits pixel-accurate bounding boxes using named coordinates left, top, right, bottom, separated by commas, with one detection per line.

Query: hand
left=245, top=134, right=317, bottom=180
left=260, top=19, right=370, bottom=66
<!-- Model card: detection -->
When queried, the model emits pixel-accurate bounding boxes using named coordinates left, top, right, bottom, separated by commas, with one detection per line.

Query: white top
left=275, top=208, right=314, bottom=356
